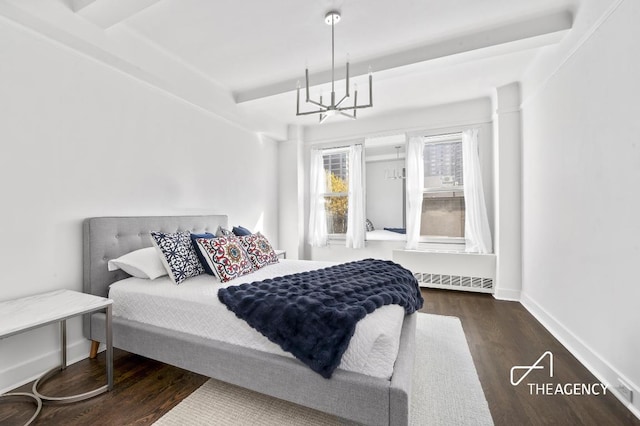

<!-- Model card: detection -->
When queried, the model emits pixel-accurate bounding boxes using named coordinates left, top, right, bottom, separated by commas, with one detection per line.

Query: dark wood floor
left=422, top=289, right=638, bottom=426
left=2, top=288, right=638, bottom=425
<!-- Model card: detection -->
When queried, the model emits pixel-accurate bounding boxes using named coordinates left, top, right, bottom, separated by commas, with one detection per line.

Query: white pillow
left=107, top=247, right=167, bottom=280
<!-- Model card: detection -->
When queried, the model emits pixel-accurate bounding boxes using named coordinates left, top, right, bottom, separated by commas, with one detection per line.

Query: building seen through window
left=421, top=135, right=465, bottom=238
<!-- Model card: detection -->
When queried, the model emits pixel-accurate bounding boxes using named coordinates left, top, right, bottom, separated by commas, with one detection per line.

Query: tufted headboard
left=82, top=215, right=228, bottom=337
left=82, top=215, right=227, bottom=297
left=83, top=215, right=228, bottom=298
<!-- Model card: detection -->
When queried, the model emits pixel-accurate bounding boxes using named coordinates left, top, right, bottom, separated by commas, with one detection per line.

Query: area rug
left=153, top=313, right=493, bottom=425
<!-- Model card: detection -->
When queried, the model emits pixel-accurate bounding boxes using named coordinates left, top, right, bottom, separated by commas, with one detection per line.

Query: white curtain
left=308, top=149, right=328, bottom=247
left=405, top=136, right=424, bottom=250
left=346, top=144, right=365, bottom=248
left=462, top=129, right=493, bottom=253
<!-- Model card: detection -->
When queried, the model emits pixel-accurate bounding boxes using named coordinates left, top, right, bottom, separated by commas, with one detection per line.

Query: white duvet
left=109, top=259, right=405, bottom=378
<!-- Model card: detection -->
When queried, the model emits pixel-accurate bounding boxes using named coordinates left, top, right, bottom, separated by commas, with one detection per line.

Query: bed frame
left=82, top=215, right=416, bottom=425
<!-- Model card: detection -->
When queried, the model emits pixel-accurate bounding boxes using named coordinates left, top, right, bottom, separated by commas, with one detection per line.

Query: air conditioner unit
left=441, top=176, right=455, bottom=186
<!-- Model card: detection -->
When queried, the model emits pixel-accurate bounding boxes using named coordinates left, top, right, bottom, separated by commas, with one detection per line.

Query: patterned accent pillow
left=239, top=232, right=279, bottom=270
left=190, top=232, right=216, bottom=276
left=215, top=225, right=233, bottom=237
left=365, top=219, right=375, bottom=232
left=195, top=236, right=255, bottom=282
left=150, top=231, right=204, bottom=284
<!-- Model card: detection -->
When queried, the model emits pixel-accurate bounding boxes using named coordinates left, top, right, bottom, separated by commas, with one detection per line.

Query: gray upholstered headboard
left=82, top=215, right=228, bottom=339
left=83, top=215, right=228, bottom=299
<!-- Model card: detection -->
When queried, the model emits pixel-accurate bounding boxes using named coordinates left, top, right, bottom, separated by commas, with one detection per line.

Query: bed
left=366, top=229, right=407, bottom=242
left=83, top=215, right=417, bottom=425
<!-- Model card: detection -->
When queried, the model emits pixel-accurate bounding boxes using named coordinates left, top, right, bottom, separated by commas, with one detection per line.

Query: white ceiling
left=122, top=0, right=572, bottom=91
left=2, top=0, right=581, bottom=136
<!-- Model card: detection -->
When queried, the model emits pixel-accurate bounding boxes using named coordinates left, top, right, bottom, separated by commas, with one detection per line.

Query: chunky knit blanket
left=218, top=259, right=424, bottom=378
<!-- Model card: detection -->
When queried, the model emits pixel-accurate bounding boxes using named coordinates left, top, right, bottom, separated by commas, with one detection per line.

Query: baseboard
left=492, top=288, right=521, bottom=301
left=0, top=338, right=91, bottom=394
left=521, top=292, right=640, bottom=420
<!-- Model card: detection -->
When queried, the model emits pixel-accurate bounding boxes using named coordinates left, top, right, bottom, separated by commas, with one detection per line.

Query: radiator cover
left=392, top=250, right=496, bottom=294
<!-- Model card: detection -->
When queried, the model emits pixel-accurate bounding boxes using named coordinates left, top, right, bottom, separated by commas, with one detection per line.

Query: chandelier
left=296, top=11, right=373, bottom=123
left=385, top=146, right=406, bottom=180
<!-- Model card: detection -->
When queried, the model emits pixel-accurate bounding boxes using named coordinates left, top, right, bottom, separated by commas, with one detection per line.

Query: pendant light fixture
left=296, top=11, right=373, bottom=123
left=385, top=146, right=406, bottom=180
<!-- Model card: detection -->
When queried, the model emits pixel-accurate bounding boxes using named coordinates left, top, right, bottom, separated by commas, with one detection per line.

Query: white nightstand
left=0, top=290, right=113, bottom=424
left=274, top=249, right=286, bottom=259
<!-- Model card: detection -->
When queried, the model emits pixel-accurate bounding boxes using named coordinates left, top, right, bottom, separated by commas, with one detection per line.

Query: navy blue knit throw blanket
left=218, top=259, right=424, bottom=378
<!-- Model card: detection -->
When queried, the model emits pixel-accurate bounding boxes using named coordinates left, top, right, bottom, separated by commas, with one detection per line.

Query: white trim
left=75, top=0, right=162, bottom=29
left=419, top=283, right=493, bottom=294
left=417, top=237, right=465, bottom=246
left=308, top=138, right=365, bottom=150
left=320, top=147, right=351, bottom=155
left=494, top=106, right=521, bottom=115
left=423, top=187, right=464, bottom=194
left=405, top=122, right=488, bottom=140
left=306, top=118, right=492, bottom=146
left=0, top=338, right=91, bottom=394
left=521, top=292, right=640, bottom=420
left=521, top=0, right=625, bottom=108
left=423, top=133, right=463, bottom=144
left=492, top=288, right=521, bottom=301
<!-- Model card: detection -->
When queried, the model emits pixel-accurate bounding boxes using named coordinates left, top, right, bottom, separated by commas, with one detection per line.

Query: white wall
left=520, top=0, right=640, bottom=416
left=0, top=19, right=278, bottom=392
left=365, top=159, right=404, bottom=230
left=492, top=83, right=523, bottom=301
left=277, top=126, right=305, bottom=260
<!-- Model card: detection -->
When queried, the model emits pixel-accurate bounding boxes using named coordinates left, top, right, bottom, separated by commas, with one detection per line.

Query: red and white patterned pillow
left=239, top=232, right=279, bottom=270
left=195, top=236, right=254, bottom=282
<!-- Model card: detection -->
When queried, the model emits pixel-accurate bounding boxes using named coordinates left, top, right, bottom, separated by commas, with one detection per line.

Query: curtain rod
left=424, top=131, right=463, bottom=139
left=313, top=143, right=362, bottom=153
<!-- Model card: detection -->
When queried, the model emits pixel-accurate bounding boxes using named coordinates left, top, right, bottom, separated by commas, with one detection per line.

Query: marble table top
left=0, top=290, right=112, bottom=339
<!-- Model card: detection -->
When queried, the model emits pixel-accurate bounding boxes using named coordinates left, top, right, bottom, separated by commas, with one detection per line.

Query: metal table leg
left=32, top=306, right=113, bottom=403
left=0, top=392, right=42, bottom=426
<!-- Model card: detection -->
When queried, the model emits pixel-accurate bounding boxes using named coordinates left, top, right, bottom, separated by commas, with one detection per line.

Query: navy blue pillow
left=232, top=226, right=252, bottom=236
left=190, top=232, right=216, bottom=275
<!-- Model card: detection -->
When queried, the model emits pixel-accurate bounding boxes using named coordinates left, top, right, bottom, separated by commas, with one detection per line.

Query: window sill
left=418, top=236, right=464, bottom=244
left=328, top=235, right=463, bottom=242
left=327, top=235, right=346, bottom=245
left=416, top=237, right=465, bottom=252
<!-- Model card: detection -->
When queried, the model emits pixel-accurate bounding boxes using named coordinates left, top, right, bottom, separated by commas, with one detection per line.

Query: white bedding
left=366, top=229, right=407, bottom=241
left=109, top=259, right=405, bottom=378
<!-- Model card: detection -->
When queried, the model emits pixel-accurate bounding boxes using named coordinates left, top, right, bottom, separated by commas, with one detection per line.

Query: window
left=322, top=150, right=349, bottom=234
left=421, top=134, right=465, bottom=238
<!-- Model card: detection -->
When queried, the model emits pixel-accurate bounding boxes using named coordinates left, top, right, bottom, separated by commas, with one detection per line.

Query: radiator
left=392, top=250, right=496, bottom=294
